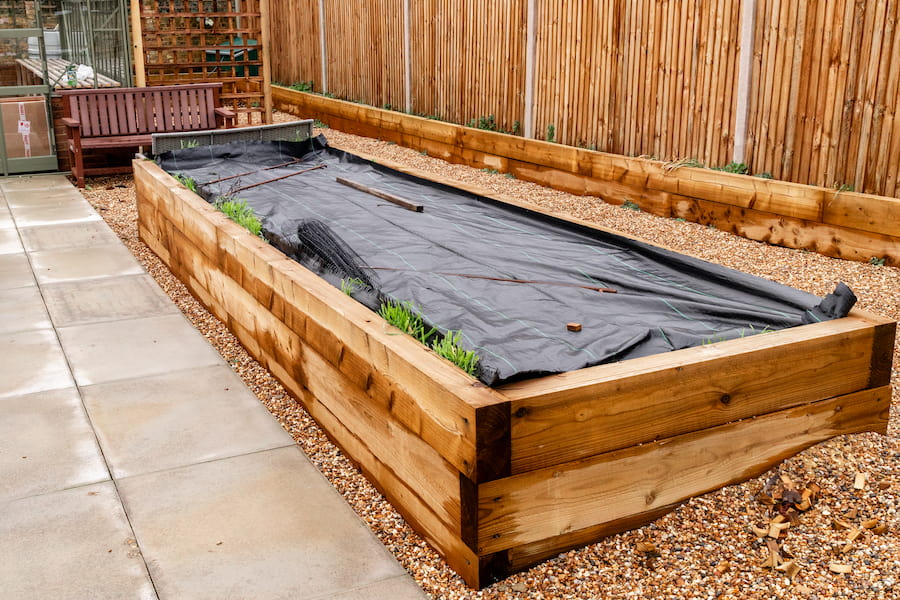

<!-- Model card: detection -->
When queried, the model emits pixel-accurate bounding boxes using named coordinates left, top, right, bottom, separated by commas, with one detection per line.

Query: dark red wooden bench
left=61, top=83, right=235, bottom=187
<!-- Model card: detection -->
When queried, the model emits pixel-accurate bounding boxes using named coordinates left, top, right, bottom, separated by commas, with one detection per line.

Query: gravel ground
left=80, top=119, right=899, bottom=599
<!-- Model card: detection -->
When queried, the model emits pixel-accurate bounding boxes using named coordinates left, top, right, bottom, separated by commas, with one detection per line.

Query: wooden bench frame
left=61, top=83, right=235, bottom=187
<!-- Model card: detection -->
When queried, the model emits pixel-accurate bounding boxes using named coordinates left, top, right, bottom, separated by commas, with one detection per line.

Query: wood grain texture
left=272, top=86, right=900, bottom=266
left=478, top=385, right=891, bottom=554
left=501, top=313, right=889, bottom=472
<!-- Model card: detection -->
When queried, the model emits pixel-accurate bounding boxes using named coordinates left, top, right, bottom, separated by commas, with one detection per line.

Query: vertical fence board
left=266, top=0, right=900, bottom=199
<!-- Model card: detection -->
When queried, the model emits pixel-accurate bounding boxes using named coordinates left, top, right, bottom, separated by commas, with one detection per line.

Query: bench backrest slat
left=62, top=83, right=225, bottom=138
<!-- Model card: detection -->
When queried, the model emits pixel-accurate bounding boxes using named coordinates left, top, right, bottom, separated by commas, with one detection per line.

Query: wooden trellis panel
left=139, top=0, right=269, bottom=124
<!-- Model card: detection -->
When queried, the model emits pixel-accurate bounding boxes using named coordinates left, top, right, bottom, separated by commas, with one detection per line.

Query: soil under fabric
left=157, top=137, right=857, bottom=386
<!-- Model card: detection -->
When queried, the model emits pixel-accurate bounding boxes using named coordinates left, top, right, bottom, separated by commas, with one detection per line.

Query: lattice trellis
left=140, top=0, right=269, bottom=124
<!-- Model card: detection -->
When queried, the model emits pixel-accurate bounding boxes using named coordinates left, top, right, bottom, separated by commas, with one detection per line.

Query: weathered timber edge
left=134, top=156, right=894, bottom=589
left=273, top=86, right=900, bottom=266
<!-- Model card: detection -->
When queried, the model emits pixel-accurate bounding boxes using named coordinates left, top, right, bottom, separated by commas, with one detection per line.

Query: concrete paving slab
left=7, top=201, right=102, bottom=227
left=322, top=575, right=427, bottom=600
left=19, top=220, right=121, bottom=252
left=0, top=251, right=35, bottom=290
left=0, top=387, right=108, bottom=502
left=0, top=174, right=75, bottom=193
left=57, top=313, right=224, bottom=386
left=0, top=285, right=52, bottom=334
left=0, top=481, right=156, bottom=600
left=0, top=228, right=22, bottom=254
left=118, top=446, right=412, bottom=600
left=42, top=274, right=178, bottom=327
left=82, top=364, right=294, bottom=478
left=3, top=187, right=86, bottom=208
left=0, top=206, right=12, bottom=230
left=31, top=245, right=144, bottom=284
left=0, top=328, right=73, bottom=398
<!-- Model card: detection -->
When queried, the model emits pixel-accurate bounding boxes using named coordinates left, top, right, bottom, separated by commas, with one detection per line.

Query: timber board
left=135, top=155, right=894, bottom=589
left=273, top=86, right=900, bottom=265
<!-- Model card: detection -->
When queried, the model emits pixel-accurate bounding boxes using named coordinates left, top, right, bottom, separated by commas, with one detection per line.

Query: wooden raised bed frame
left=134, top=156, right=894, bottom=589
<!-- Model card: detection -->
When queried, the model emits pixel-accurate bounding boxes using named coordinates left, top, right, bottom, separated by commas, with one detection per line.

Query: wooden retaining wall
left=273, top=86, right=900, bottom=266
left=135, top=154, right=894, bottom=588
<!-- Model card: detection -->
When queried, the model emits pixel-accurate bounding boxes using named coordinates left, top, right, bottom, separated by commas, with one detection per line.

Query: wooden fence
left=269, top=0, right=900, bottom=199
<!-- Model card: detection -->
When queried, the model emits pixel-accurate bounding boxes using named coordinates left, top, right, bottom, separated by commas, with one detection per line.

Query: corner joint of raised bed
left=869, top=321, right=897, bottom=388
left=474, top=402, right=512, bottom=483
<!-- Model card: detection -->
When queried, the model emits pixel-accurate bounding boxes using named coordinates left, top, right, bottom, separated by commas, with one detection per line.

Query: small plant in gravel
left=288, top=80, right=314, bottom=92
left=869, top=256, right=886, bottom=266
left=214, top=197, right=265, bottom=239
left=622, top=199, right=640, bottom=211
left=481, top=167, right=500, bottom=175
left=712, top=161, right=749, bottom=174
left=313, top=119, right=329, bottom=128
left=431, top=330, right=480, bottom=376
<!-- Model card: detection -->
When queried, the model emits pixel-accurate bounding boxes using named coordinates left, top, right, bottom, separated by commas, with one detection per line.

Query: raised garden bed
left=134, top=137, right=894, bottom=589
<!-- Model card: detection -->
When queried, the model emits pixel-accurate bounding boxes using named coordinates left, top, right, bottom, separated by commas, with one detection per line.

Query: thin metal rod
left=229, top=164, right=327, bottom=193
left=368, top=267, right=616, bottom=293
left=201, top=158, right=305, bottom=185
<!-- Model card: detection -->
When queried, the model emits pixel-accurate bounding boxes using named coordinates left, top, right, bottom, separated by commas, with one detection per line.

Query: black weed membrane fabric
left=158, top=137, right=857, bottom=386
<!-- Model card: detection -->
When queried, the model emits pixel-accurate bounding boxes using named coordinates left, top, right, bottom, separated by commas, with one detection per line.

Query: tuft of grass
left=712, top=161, right=749, bottom=174
left=313, top=119, right=329, bottom=128
left=378, top=300, right=435, bottom=344
left=288, top=80, right=314, bottom=92
left=340, top=277, right=365, bottom=295
left=215, top=197, right=265, bottom=239
left=378, top=300, right=480, bottom=376
left=754, top=172, right=774, bottom=179
left=675, top=217, right=686, bottom=222
left=505, top=172, right=516, bottom=179
left=622, top=199, right=640, bottom=211
left=431, top=330, right=480, bottom=376
left=546, top=123, right=556, bottom=143
left=834, top=182, right=855, bottom=193
left=481, top=167, right=500, bottom=175
left=173, top=173, right=198, bottom=193
left=180, top=139, right=200, bottom=149
left=869, top=257, right=886, bottom=267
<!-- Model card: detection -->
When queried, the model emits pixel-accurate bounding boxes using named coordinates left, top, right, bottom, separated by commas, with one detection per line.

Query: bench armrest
left=61, top=117, right=81, bottom=129
left=215, top=107, right=236, bottom=129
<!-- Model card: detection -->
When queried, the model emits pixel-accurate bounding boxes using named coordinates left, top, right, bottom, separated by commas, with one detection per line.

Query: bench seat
left=61, top=83, right=235, bottom=187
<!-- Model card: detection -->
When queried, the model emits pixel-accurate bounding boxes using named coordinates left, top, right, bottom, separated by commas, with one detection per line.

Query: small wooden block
left=566, top=322, right=582, bottom=332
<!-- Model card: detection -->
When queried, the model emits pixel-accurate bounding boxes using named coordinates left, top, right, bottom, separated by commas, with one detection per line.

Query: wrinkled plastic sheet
left=158, top=137, right=856, bottom=386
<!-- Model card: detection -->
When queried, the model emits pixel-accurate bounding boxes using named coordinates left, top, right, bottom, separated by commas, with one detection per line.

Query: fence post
left=523, top=0, right=537, bottom=138
left=404, top=0, right=412, bottom=113
left=319, top=0, right=327, bottom=93
left=131, top=0, right=145, bottom=86
left=733, top=0, right=757, bottom=164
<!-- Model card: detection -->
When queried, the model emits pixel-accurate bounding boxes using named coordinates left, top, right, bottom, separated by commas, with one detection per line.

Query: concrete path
left=0, top=174, right=427, bottom=600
